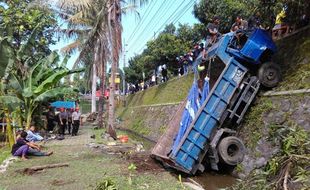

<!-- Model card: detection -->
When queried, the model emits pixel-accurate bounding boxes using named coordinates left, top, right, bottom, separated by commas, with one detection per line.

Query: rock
left=183, top=182, right=205, bottom=190
left=255, top=157, right=267, bottom=168
left=101, top=133, right=111, bottom=140
left=87, top=143, right=100, bottom=148
left=108, top=137, right=115, bottom=141
left=107, top=141, right=117, bottom=146
left=135, top=143, right=145, bottom=152
left=280, top=99, right=291, bottom=112
left=56, top=135, right=65, bottom=140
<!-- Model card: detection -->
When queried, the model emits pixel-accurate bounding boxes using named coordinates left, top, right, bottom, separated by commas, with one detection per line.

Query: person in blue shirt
left=26, top=125, right=44, bottom=142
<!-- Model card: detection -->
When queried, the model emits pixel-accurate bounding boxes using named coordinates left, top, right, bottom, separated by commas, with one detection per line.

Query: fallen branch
left=19, top=163, right=69, bottom=175
left=283, top=162, right=292, bottom=190
left=290, top=154, right=310, bottom=160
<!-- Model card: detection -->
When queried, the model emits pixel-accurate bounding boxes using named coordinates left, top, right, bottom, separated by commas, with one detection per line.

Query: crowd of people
left=46, top=107, right=82, bottom=136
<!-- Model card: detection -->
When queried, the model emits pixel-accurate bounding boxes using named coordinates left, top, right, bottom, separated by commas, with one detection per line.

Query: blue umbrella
left=50, top=101, right=76, bottom=109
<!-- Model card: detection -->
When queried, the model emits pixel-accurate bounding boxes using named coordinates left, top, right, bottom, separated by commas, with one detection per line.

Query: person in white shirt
left=72, top=108, right=82, bottom=136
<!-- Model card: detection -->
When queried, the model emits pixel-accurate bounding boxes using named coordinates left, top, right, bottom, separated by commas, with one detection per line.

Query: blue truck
left=151, top=29, right=280, bottom=174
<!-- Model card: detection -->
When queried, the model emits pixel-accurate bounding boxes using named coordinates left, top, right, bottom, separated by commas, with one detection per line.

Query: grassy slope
left=125, top=73, right=194, bottom=108
left=274, top=27, right=310, bottom=91
left=116, top=74, right=193, bottom=138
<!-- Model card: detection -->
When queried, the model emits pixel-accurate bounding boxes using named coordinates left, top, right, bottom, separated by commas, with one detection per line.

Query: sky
left=51, top=0, right=200, bottom=70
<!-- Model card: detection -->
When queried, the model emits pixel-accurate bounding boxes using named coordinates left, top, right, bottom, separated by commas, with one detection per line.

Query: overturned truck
left=151, top=29, right=281, bottom=174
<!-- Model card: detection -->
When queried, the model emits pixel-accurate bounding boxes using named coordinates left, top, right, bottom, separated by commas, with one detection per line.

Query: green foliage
left=241, top=98, right=273, bottom=148
left=0, top=146, right=11, bottom=164
left=194, top=0, right=259, bottom=32
left=0, top=30, right=82, bottom=128
left=231, top=125, right=310, bottom=190
left=194, top=0, right=309, bottom=33
left=128, top=163, right=137, bottom=171
left=125, top=23, right=204, bottom=83
left=127, top=163, right=137, bottom=186
left=0, top=0, right=57, bottom=58
left=178, top=175, right=186, bottom=190
left=94, top=178, right=118, bottom=190
left=273, top=27, right=310, bottom=91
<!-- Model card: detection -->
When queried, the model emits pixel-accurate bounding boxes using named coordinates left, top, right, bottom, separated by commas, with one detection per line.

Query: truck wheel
left=217, top=136, right=245, bottom=166
left=258, top=62, right=281, bottom=88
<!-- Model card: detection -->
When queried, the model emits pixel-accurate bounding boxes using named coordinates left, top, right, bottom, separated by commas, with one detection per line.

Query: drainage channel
left=117, top=128, right=237, bottom=189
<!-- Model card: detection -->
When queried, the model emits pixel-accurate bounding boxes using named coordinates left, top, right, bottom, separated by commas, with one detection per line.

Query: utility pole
left=123, top=42, right=128, bottom=107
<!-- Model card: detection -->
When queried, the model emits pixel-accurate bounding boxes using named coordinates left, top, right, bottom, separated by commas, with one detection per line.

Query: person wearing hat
left=72, top=108, right=82, bottom=136
left=58, top=107, right=68, bottom=135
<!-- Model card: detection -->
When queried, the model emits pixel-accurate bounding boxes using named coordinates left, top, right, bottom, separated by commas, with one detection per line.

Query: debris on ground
left=124, top=153, right=165, bottom=174
left=90, top=134, right=96, bottom=139
left=0, top=157, right=18, bottom=173
left=18, top=163, right=69, bottom=175
left=50, top=179, right=75, bottom=186
left=183, top=182, right=205, bottom=190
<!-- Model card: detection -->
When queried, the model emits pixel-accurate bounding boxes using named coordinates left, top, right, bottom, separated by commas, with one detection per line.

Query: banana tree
left=0, top=52, right=83, bottom=129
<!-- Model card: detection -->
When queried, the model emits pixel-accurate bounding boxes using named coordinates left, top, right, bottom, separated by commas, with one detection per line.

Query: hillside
left=116, top=74, right=193, bottom=140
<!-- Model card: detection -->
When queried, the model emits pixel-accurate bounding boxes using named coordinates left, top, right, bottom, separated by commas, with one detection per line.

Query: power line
left=128, top=0, right=186, bottom=52
left=171, top=0, right=197, bottom=25
left=154, top=0, right=190, bottom=35
left=135, top=0, right=193, bottom=53
left=126, top=0, right=172, bottom=50
left=126, top=1, right=157, bottom=44
left=134, top=0, right=196, bottom=53
left=136, top=0, right=176, bottom=41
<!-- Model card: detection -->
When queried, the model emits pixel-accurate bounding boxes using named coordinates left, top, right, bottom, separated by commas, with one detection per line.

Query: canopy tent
left=50, top=101, right=76, bottom=109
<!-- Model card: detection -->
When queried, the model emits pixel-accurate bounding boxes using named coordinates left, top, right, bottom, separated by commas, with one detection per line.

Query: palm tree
left=49, top=0, right=148, bottom=138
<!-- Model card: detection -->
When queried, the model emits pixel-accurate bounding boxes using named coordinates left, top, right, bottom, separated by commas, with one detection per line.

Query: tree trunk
left=97, top=40, right=106, bottom=129
left=17, top=107, right=23, bottom=128
left=5, top=110, right=15, bottom=148
left=91, top=63, right=97, bottom=113
left=107, top=0, right=119, bottom=139
left=25, top=110, right=32, bottom=130
left=107, top=55, right=117, bottom=139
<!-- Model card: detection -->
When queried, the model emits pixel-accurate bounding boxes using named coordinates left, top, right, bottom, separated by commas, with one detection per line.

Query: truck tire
left=217, top=136, right=245, bottom=166
left=258, top=62, right=281, bottom=88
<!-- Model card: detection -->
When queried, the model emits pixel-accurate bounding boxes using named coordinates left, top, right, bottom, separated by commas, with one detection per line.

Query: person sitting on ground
left=26, top=125, right=44, bottom=142
left=11, top=131, right=53, bottom=160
